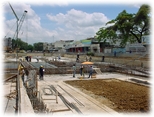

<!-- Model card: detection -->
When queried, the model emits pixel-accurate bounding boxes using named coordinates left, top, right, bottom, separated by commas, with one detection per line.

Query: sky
left=1, top=0, right=151, bottom=45
left=0, top=0, right=154, bottom=117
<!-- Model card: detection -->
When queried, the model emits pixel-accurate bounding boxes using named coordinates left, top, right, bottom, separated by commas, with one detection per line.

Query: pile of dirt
left=64, top=79, right=150, bottom=113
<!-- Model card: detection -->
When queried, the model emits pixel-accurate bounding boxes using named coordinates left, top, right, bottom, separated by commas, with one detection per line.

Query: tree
left=96, top=4, right=151, bottom=46
left=33, top=42, right=43, bottom=51
left=96, top=27, right=117, bottom=44
left=12, top=39, right=17, bottom=50
left=130, top=4, right=150, bottom=42
left=27, top=44, right=34, bottom=51
left=12, top=38, right=34, bottom=51
left=12, top=38, right=28, bottom=50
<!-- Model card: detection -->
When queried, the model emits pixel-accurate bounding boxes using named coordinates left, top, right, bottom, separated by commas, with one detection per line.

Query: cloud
left=26, top=1, right=69, bottom=6
left=4, top=3, right=58, bottom=44
left=133, top=4, right=141, bottom=8
left=47, top=9, right=109, bottom=40
left=47, top=9, right=109, bottom=28
left=4, top=3, right=110, bottom=44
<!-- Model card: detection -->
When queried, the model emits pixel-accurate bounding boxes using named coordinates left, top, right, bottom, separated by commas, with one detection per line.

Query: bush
left=19, top=50, right=26, bottom=53
left=87, top=52, right=94, bottom=56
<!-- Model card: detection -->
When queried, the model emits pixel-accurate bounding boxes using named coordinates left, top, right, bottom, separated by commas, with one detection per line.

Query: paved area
left=41, top=73, right=150, bottom=84
left=3, top=79, right=34, bottom=115
left=3, top=82, right=16, bottom=114
left=38, top=75, right=118, bottom=115
left=36, top=72, right=150, bottom=115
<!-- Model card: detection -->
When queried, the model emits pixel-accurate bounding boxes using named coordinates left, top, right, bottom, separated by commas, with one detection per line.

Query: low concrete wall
left=20, top=77, right=34, bottom=114
left=104, top=58, right=150, bottom=68
left=37, top=67, right=81, bottom=74
left=64, top=54, right=150, bottom=69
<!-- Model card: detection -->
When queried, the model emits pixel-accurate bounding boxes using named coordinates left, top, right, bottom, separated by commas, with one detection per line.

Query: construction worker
left=86, top=55, right=88, bottom=61
left=72, top=64, right=76, bottom=78
left=19, top=66, right=25, bottom=83
left=89, top=56, right=92, bottom=61
left=88, top=66, right=93, bottom=78
left=80, top=65, right=84, bottom=76
left=76, top=53, right=80, bottom=62
left=39, top=65, right=45, bottom=80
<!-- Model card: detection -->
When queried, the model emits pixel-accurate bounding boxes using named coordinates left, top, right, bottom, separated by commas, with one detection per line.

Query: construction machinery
left=5, top=3, right=28, bottom=52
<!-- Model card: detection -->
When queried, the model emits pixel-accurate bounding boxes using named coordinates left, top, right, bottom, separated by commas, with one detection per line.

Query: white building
left=43, top=42, right=54, bottom=51
left=43, top=40, right=74, bottom=52
left=125, top=35, right=150, bottom=53
left=53, top=40, right=74, bottom=49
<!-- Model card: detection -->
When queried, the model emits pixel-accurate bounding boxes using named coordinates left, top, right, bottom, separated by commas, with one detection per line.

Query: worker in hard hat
left=19, top=66, right=25, bottom=83
left=39, top=65, right=45, bottom=80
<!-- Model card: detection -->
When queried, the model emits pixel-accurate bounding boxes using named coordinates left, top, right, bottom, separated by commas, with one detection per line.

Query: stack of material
left=93, top=68, right=102, bottom=74
left=91, top=73, right=96, bottom=78
left=78, top=76, right=84, bottom=80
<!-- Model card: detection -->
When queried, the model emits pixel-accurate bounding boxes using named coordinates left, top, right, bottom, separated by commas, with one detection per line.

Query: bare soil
left=64, top=78, right=150, bottom=113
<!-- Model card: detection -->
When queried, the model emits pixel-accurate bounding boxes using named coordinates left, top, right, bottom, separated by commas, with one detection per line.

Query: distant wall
left=64, top=54, right=150, bottom=69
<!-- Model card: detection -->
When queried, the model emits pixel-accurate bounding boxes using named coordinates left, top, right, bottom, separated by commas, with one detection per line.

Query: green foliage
left=87, top=52, right=94, bottom=56
left=27, top=44, right=34, bottom=51
left=11, top=38, right=34, bottom=51
left=33, top=42, right=43, bottom=51
left=12, top=38, right=27, bottom=50
left=96, top=27, right=117, bottom=44
left=96, top=4, right=151, bottom=46
left=11, top=39, right=43, bottom=52
left=12, top=39, right=17, bottom=50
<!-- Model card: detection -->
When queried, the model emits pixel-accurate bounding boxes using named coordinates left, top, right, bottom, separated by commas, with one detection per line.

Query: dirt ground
left=64, top=78, right=150, bottom=113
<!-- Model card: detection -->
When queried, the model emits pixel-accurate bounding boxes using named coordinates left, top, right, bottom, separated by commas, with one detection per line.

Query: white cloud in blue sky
left=47, top=9, right=108, bottom=27
left=2, top=0, right=151, bottom=45
left=46, top=8, right=109, bottom=41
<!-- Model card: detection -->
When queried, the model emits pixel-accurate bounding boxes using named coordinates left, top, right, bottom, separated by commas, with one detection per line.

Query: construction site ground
left=3, top=53, right=151, bottom=116
left=37, top=72, right=150, bottom=116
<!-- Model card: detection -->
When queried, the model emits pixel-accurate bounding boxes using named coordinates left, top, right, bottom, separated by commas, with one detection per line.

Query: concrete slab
left=36, top=72, right=150, bottom=115
left=60, top=81, right=117, bottom=114
left=37, top=78, right=119, bottom=115
left=43, top=97, right=71, bottom=112
left=3, top=82, right=16, bottom=114
left=38, top=83, right=72, bottom=114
